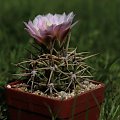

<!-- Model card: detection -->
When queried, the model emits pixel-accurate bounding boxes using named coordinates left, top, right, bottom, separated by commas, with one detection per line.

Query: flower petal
left=67, top=12, right=74, bottom=22
left=24, top=12, right=75, bottom=48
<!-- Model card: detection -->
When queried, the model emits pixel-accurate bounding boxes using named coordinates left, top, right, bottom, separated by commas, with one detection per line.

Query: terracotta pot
left=5, top=80, right=105, bottom=120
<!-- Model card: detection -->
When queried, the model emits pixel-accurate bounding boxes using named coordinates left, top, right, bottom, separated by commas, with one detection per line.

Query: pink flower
left=24, top=12, right=74, bottom=48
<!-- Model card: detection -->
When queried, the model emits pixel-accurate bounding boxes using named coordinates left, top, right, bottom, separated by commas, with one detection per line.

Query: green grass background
left=0, top=0, right=120, bottom=119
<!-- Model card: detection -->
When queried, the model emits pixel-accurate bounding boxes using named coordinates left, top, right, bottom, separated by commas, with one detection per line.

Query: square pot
left=5, top=80, right=105, bottom=120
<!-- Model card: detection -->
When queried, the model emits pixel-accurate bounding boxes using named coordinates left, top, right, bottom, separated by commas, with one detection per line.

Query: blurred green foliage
left=0, top=0, right=120, bottom=119
left=0, top=0, right=120, bottom=82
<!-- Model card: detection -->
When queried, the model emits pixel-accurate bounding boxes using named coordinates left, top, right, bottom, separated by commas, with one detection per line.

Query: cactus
left=13, top=13, right=95, bottom=97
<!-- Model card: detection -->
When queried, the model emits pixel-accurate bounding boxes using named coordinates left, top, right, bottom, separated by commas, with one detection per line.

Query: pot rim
left=5, top=80, right=105, bottom=102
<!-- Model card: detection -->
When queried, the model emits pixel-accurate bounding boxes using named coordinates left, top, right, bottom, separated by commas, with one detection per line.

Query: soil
left=7, top=80, right=101, bottom=100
